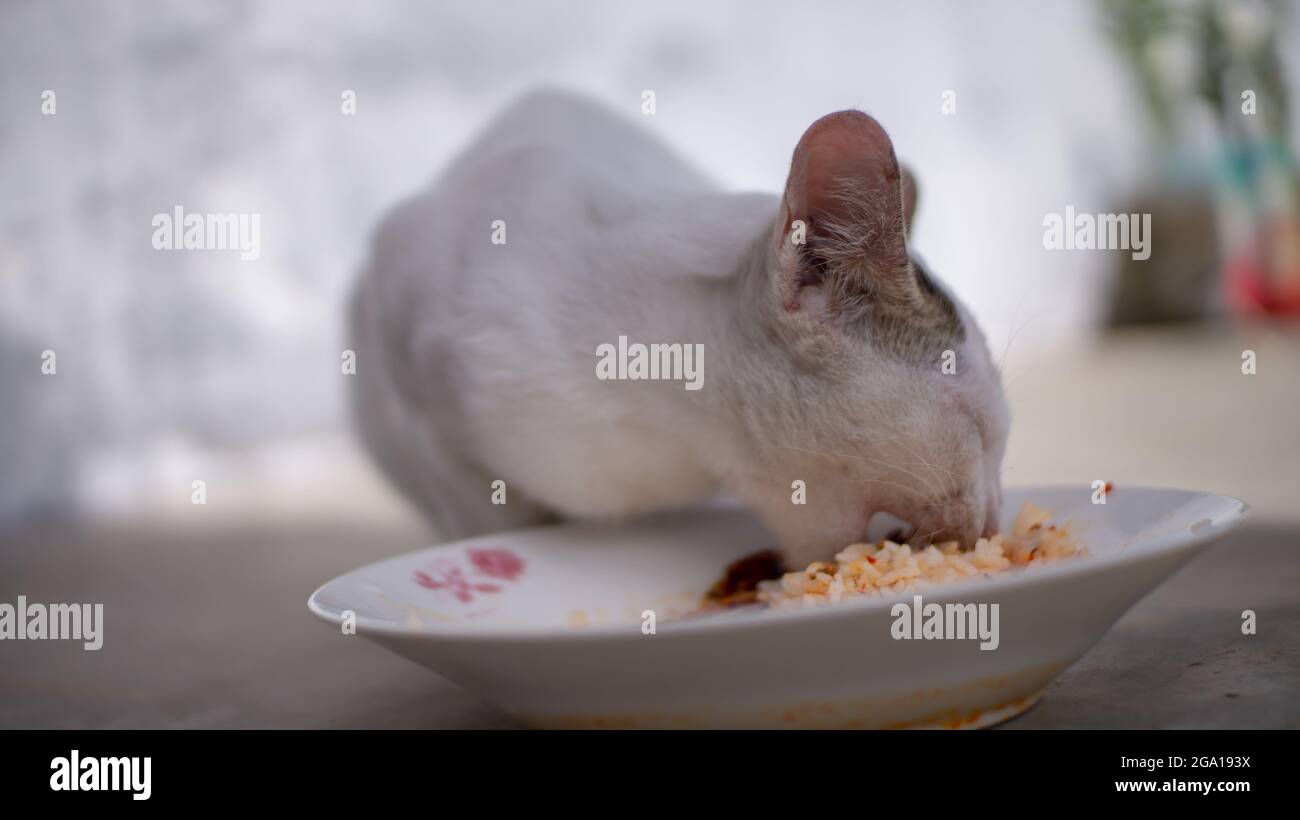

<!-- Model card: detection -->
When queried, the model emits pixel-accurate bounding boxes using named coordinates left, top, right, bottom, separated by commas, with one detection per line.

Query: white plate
left=309, top=485, right=1247, bottom=728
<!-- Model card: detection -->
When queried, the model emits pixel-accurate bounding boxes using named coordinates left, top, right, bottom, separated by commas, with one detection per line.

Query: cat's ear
left=776, top=110, right=916, bottom=319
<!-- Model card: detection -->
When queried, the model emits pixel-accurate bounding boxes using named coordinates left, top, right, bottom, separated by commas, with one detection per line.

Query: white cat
left=349, top=89, right=1008, bottom=568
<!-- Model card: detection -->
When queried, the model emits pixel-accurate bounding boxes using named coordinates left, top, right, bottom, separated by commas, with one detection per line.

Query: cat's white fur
left=350, top=89, right=1008, bottom=567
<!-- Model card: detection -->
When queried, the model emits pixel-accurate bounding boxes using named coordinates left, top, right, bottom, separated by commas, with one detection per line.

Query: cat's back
left=359, top=90, right=719, bottom=329
left=361, top=90, right=715, bottom=297
left=458, top=88, right=714, bottom=200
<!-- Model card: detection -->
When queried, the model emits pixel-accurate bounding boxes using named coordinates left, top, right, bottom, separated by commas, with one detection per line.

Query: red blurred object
left=1225, top=218, right=1300, bottom=317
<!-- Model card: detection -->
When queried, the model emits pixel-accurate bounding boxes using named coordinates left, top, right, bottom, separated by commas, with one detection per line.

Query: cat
left=349, top=89, right=1008, bottom=568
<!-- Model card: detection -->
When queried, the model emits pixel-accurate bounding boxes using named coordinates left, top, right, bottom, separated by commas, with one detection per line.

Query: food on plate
left=759, top=501, right=1084, bottom=609
left=704, top=549, right=786, bottom=608
left=703, top=502, right=1086, bottom=610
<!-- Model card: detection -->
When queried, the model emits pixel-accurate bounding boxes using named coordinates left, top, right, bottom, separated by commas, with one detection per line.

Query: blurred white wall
left=1, top=0, right=1296, bottom=523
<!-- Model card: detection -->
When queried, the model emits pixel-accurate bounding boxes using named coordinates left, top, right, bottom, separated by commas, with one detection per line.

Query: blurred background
left=1, top=0, right=1297, bottom=727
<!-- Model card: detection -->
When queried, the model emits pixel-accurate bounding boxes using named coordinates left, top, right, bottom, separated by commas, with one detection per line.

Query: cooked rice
left=757, top=502, right=1085, bottom=609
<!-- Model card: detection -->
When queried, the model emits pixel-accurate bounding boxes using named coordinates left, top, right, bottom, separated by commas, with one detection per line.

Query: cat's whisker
left=842, top=476, right=932, bottom=501
left=773, top=443, right=943, bottom=496
left=849, top=432, right=962, bottom=496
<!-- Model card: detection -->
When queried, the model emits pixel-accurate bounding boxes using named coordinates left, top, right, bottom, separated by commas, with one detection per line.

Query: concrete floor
left=1, top=327, right=1297, bottom=728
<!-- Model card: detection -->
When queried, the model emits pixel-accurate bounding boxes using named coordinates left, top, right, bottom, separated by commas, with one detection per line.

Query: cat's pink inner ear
left=783, top=110, right=905, bottom=239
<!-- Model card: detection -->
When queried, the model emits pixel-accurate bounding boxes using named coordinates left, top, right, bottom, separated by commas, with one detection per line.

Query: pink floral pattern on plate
left=468, top=547, right=525, bottom=581
left=413, top=547, right=525, bottom=604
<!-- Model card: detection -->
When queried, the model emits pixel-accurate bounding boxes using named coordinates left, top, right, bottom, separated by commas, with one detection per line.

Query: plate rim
left=307, top=484, right=1248, bottom=642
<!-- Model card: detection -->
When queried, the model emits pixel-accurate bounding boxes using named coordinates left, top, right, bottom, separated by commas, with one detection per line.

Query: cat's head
left=731, top=110, right=1009, bottom=567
